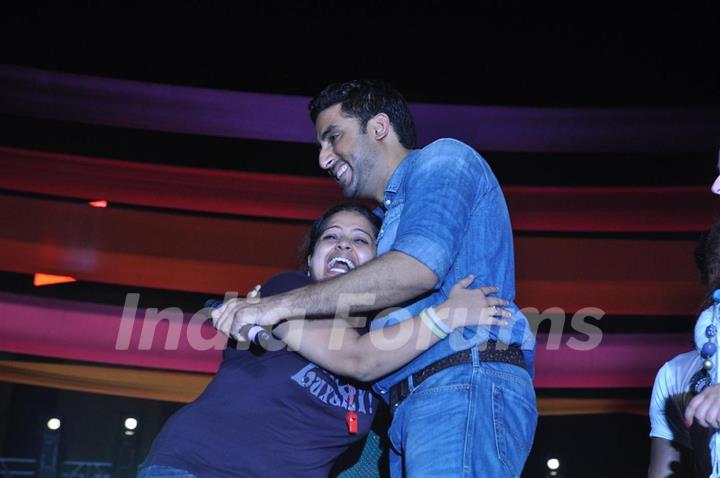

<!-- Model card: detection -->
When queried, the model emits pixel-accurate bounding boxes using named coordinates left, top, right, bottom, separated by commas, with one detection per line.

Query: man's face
left=315, top=104, right=380, bottom=199
left=712, top=154, right=720, bottom=196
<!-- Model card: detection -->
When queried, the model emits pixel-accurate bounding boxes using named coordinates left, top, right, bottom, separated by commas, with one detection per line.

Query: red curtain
left=1, top=146, right=716, bottom=231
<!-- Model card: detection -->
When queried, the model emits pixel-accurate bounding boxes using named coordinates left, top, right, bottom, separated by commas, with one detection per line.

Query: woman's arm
left=273, top=275, right=509, bottom=382
left=647, top=437, right=692, bottom=478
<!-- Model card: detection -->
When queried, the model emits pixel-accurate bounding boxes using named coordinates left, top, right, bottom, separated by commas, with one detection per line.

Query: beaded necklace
left=689, top=290, right=720, bottom=477
left=691, top=292, right=720, bottom=393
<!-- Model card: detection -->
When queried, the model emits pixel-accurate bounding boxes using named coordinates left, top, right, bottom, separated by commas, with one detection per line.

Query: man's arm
left=274, top=278, right=508, bottom=382
left=213, top=251, right=436, bottom=334
left=283, top=251, right=436, bottom=315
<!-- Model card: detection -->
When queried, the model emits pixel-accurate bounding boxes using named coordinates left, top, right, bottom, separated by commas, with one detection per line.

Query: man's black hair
left=309, top=79, right=417, bottom=149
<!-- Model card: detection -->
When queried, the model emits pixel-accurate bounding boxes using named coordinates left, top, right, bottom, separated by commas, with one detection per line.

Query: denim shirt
left=371, top=138, right=536, bottom=398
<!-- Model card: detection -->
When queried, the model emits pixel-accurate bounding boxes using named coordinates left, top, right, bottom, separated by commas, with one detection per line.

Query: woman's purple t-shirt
left=142, top=272, right=376, bottom=477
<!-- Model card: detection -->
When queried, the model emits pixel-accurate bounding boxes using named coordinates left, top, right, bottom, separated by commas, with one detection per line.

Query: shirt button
left=385, top=199, right=391, bottom=206
left=379, top=389, right=387, bottom=394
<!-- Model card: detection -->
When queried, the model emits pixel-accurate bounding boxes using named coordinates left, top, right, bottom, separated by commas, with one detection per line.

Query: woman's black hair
left=298, top=203, right=382, bottom=274
left=696, top=220, right=720, bottom=310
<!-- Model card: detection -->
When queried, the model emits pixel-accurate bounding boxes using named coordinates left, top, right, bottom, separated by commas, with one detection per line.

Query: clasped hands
left=211, top=285, right=292, bottom=341
left=211, top=275, right=511, bottom=342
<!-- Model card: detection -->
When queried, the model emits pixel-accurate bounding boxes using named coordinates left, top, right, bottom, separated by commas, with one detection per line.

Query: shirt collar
left=383, top=149, right=419, bottom=206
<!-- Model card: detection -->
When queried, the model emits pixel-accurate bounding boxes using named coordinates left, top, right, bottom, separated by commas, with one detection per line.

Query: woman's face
left=308, top=210, right=378, bottom=281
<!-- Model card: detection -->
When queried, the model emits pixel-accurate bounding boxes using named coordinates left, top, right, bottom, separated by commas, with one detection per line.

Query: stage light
left=88, top=200, right=108, bottom=208
left=33, top=273, right=77, bottom=287
left=46, top=417, right=61, bottom=431
left=115, top=415, right=140, bottom=474
left=40, top=417, right=62, bottom=478
left=124, top=417, right=138, bottom=431
left=547, top=457, right=561, bottom=476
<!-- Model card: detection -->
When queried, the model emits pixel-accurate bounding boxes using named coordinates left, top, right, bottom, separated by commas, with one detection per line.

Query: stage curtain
left=2, top=65, right=718, bottom=153
left=0, top=191, right=706, bottom=313
left=1, top=146, right=717, bottom=231
left=0, top=291, right=695, bottom=389
left=0, top=359, right=210, bottom=403
left=0, top=359, right=649, bottom=415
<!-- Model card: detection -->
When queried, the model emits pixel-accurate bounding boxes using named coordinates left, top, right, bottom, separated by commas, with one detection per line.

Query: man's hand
left=685, top=384, right=720, bottom=428
left=211, top=286, right=297, bottom=339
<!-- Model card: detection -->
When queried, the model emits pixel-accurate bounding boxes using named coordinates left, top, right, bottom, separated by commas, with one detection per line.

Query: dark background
left=2, top=1, right=719, bottom=185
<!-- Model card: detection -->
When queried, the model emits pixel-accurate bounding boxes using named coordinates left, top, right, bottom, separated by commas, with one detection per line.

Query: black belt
left=388, top=341, right=525, bottom=413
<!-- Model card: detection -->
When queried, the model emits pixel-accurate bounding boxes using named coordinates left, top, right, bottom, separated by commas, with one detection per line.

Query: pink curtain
left=0, top=292, right=690, bottom=388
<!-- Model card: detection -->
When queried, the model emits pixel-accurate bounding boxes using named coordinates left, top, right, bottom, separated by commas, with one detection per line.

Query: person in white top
left=648, top=152, right=720, bottom=477
left=649, top=320, right=715, bottom=476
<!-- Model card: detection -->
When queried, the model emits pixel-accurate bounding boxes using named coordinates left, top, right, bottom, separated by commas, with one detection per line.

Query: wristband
left=425, top=306, right=452, bottom=335
left=420, top=309, right=447, bottom=339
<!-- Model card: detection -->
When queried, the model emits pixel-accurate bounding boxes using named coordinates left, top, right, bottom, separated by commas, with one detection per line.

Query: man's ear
left=369, top=113, right=390, bottom=141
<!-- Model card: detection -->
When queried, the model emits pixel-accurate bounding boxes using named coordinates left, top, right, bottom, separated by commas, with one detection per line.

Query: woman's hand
left=435, top=275, right=511, bottom=329
left=247, top=284, right=261, bottom=302
left=211, top=284, right=265, bottom=339
left=685, top=383, right=720, bottom=428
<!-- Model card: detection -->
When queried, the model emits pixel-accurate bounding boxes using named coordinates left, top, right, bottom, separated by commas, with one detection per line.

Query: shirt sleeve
left=649, top=360, right=692, bottom=449
left=390, top=139, right=488, bottom=287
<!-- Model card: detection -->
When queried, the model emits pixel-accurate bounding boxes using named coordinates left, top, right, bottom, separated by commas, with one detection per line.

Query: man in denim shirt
left=214, top=80, right=537, bottom=477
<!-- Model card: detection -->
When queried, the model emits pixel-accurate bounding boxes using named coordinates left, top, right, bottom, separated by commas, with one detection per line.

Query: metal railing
left=60, top=461, right=112, bottom=478
left=0, top=459, right=115, bottom=478
left=0, top=458, right=36, bottom=478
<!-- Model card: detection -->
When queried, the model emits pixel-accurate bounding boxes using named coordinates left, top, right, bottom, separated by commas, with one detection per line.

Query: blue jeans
left=387, top=355, right=537, bottom=477
left=137, top=465, right=197, bottom=478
